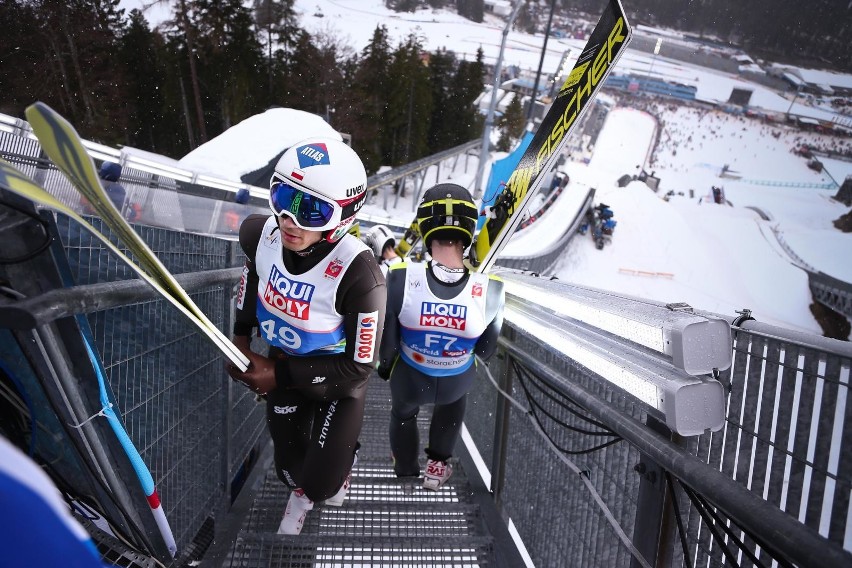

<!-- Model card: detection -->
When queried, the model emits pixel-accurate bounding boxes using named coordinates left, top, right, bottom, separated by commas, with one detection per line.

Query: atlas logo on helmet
left=296, top=143, right=330, bottom=168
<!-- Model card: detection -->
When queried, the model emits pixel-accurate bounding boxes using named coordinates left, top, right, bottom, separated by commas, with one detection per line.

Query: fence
left=462, top=272, right=852, bottom=567
left=0, top=208, right=268, bottom=564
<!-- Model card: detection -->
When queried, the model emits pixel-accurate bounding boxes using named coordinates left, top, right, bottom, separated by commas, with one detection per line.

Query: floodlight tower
left=473, top=0, right=525, bottom=199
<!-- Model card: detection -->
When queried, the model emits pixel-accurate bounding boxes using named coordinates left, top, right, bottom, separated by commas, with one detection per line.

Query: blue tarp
left=477, top=131, right=534, bottom=230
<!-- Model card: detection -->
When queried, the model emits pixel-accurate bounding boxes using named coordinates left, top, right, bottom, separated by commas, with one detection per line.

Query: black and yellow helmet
left=416, top=183, right=478, bottom=251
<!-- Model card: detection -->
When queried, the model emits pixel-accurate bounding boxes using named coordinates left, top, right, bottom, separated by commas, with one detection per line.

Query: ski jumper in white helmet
left=230, top=137, right=386, bottom=518
left=364, top=224, right=402, bottom=276
left=268, top=137, right=368, bottom=243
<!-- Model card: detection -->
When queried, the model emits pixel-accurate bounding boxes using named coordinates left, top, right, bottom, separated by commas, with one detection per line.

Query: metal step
left=216, top=377, right=497, bottom=567
left=225, top=533, right=494, bottom=567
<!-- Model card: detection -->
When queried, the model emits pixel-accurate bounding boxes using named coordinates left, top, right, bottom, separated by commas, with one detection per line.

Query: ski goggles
left=269, top=177, right=341, bottom=231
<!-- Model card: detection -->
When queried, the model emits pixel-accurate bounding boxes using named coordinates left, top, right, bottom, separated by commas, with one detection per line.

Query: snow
left=178, top=108, right=340, bottom=181
left=116, top=0, right=852, bottom=336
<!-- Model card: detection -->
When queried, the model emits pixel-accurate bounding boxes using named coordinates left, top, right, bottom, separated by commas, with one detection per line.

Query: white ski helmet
left=365, top=224, right=396, bottom=257
left=269, top=137, right=368, bottom=242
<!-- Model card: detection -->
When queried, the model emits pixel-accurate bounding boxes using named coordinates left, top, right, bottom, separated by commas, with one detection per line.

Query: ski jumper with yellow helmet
left=377, top=184, right=505, bottom=476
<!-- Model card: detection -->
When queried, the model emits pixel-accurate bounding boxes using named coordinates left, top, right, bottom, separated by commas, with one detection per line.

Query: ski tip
left=24, top=101, right=52, bottom=123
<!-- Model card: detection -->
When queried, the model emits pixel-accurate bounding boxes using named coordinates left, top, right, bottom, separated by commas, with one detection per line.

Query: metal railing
left=0, top=209, right=268, bottom=565
left=462, top=273, right=852, bottom=568
left=0, top=111, right=480, bottom=239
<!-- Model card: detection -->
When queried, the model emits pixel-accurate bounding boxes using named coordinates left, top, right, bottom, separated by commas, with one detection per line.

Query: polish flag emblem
left=291, top=169, right=305, bottom=181
left=325, top=259, right=344, bottom=279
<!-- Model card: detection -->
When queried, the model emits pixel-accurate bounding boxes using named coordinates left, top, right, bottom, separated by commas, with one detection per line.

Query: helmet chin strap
left=295, top=238, right=334, bottom=257
left=430, top=261, right=466, bottom=284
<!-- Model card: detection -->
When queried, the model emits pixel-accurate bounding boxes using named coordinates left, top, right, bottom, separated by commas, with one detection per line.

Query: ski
left=471, top=0, right=632, bottom=272
left=12, top=103, right=250, bottom=371
left=0, top=158, right=248, bottom=371
left=394, top=220, right=421, bottom=258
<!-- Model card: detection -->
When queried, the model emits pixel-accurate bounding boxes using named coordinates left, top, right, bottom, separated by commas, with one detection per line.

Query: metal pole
left=527, top=0, right=557, bottom=121
left=473, top=0, right=525, bottom=199
left=786, top=86, right=802, bottom=122
left=490, top=349, right=515, bottom=514
left=647, top=38, right=662, bottom=79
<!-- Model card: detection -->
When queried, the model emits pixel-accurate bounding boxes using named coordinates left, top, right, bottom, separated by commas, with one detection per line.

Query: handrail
left=496, top=335, right=852, bottom=568
left=0, top=268, right=241, bottom=328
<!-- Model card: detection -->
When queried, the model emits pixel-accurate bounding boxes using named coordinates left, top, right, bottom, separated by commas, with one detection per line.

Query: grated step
left=225, top=534, right=494, bottom=568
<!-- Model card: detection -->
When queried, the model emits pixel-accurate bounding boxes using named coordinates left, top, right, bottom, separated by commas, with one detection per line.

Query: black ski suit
left=378, top=261, right=504, bottom=476
left=233, top=214, right=386, bottom=501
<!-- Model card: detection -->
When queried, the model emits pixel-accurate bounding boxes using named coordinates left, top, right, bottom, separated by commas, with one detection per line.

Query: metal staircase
left=208, top=377, right=502, bottom=567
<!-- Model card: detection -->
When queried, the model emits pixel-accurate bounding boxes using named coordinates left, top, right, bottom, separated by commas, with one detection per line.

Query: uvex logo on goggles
left=263, top=266, right=315, bottom=320
left=420, top=302, right=466, bottom=330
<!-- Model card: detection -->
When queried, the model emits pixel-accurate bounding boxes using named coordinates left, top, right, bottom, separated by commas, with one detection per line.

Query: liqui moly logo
left=354, top=311, right=378, bottom=363
left=296, top=142, right=331, bottom=168
left=420, top=302, right=466, bottom=330
left=263, top=266, right=315, bottom=320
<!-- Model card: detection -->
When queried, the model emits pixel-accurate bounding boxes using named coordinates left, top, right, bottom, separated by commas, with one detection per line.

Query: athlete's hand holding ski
left=226, top=336, right=277, bottom=395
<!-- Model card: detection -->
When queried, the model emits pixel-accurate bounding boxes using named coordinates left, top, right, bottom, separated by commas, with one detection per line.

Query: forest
left=470, top=0, right=851, bottom=71
left=0, top=0, right=487, bottom=174
left=1, top=0, right=848, bottom=172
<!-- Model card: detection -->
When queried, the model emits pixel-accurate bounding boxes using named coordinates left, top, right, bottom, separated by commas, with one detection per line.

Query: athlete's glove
left=376, top=362, right=392, bottom=381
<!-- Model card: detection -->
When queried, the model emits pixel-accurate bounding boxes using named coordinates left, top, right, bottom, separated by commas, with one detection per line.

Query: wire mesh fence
left=51, top=214, right=268, bottom=556
left=464, top=317, right=852, bottom=567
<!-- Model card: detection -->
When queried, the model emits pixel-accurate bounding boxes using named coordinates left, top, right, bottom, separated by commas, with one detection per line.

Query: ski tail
left=471, top=0, right=632, bottom=273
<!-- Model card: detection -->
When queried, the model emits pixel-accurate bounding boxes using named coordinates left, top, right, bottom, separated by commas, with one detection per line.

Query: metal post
left=473, top=0, right=525, bottom=199
left=490, top=348, right=515, bottom=514
left=527, top=0, right=557, bottom=121
left=786, top=86, right=803, bottom=122
left=631, top=414, right=678, bottom=568
left=647, top=38, right=662, bottom=79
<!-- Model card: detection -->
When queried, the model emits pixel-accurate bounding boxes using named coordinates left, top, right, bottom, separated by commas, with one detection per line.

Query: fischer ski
left=0, top=158, right=249, bottom=371
left=471, top=0, right=632, bottom=272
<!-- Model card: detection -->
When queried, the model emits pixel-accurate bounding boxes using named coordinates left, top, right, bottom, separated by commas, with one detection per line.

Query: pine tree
left=351, top=25, right=393, bottom=174
left=184, top=0, right=264, bottom=135
left=119, top=9, right=168, bottom=150
left=385, top=33, right=433, bottom=167
left=426, top=48, right=456, bottom=151
left=496, top=94, right=525, bottom=152
left=253, top=0, right=296, bottom=105
left=446, top=47, right=485, bottom=145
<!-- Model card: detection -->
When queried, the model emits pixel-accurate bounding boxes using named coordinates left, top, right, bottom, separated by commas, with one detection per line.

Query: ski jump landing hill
left=498, top=108, right=658, bottom=271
